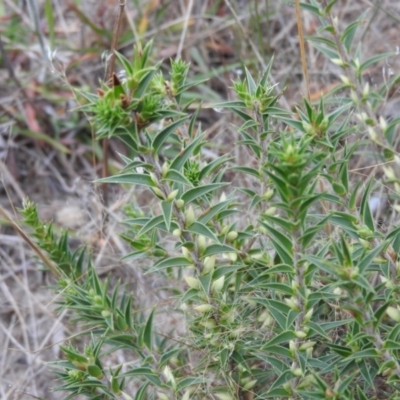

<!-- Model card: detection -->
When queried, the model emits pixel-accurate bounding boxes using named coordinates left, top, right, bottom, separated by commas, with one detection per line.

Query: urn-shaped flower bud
left=303, top=308, right=313, bottom=324
left=362, top=82, right=370, bottom=98
left=292, top=367, right=303, bottom=377
left=295, top=330, right=307, bottom=339
left=167, top=189, right=179, bottom=201
left=243, top=379, right=257, bottom=391
left=262, top=188, right=274, bottom=200
left=226, top=231, right=238, bottom=242
left=152, top=187, right=164, bottom=198
left=149, top=172, right=158, bottom=185
left=161, top=162, right=169, bottom=178
left=215, top=393, right=234, bottom=400
left=184, top=276, right=199, bottom=289
left=194, top=304, right=214, bottom=313
left=197, top=235, right=206, bottom=255
left=185, top=205, right=195, bottom=228
left=200, top=319, right=216, bottom=329
left=228, top=252, right=237, bottom=262
left=203, top=256, right=216, bottom=274
left=387, top=306, right=400, bottom=322
left=264, top=207, right=277, bottom=216
left=172, top=229, right=182, bottom=237
left=182, top=246, right=192, bottom=261
left=175, top=199, right=185, bottom=209
left=299, top=341, right=316, bottom=351
left=87, top=364, right=103, bottom=379
left=212, top=276, right=225, bottom=294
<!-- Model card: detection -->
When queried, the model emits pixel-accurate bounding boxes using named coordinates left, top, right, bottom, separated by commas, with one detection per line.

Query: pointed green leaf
left=231, top=166, right=261, bottom=179
left=177, top=377, right=210, bottom=391
left=163, top=169, right=192, bottom=186
left=210, top=100, right=247, bottom=109
left=135, top=68, right=157, bottom=98
left=143, top=308, right=155, bottom=351
left=307, top=321, right=332, bottom=341
left=341, top=18, right=364, bottom=52
left=261, top=283, right=294, bottom=296
left=203, top=244, right=237, bottom=257
left=261, top=215, right=294, bottom=233
left=198, top=200, right=232, bottom=224
left=115, top=51, right=134, bottom=75
left=147, top=257, right=193, bottom=273
left=152, top=116, right=189, bottom=154
left=300, top=3, right=321, bottom=16
left=305, top=255, right=339, bottom=277
left=121, top=367, right=162, bottom=386
left=161, top=201, right=173, bottom=232
left=159, top=348, right=182, bottom=368
left=262, top=330, right=296, bottom=349
left=360, top=52, right=395, bottom=73
left=135, top=382, right=150, bottom=400
left=212, top=264, right=244, bottom=280
left=231, top=107, right=254, bottom=122
left=137, top=215, right=164, bottom=237
left=346, top=348, right=379, bottom=361
left=198, top=273, right=212, bottom=294
left=177, top=78, right=209, bottom=95
left=357, top=240, right=387, bottom=273
left=244, top=67, right=257, bottom=95
left=360, top=179, right=374, bottom=231
left=187, top=221, right=219, bottom=243
left=260, top=221, right=293, bottom=255
left=309, top=42, right=340, bottom=60
left=96, top=173, right=154, bottom=187
left=181, top=183, right=228, bottom=204
left=170, top=134, right=203, bottom=172
left=199, top=156, right=232, bottom=181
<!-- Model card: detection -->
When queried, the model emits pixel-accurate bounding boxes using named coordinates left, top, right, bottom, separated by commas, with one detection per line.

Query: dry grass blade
left=295, top=0, right=310, bottom=100
left=102, top=1, right=126, bottom=208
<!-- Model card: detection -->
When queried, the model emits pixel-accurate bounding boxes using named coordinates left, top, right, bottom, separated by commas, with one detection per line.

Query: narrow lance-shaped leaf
left=262, top=330, right=297, bottom=349
left=135, top=68, right=157, bottom=98
left=143, top=308, right=155, bottom=351
left=170, top=133, right=204, bottom=172
left=340, top=14, right=366, bottom=52
left=359, top=52, right=396, bottom=74
left=260, top=221, right=293, bottom=256
left=357, top=240, right=388, bottom=273
left=360, top=179, right=374, bottom=231
left=203, top=244, right=237, bottom=258
left=198, top=200, right=233, bottom=224
left=96, top=173, right=154, bottom=187
left=181, top=183, right=228, bottom=204
left=147, top=257, right=193, bottom=274
left=244, top=67, right=257, bottom=95
left=135, top=382, right=150, bottom=400
left=137, top=215, right=164, bottom=237
left=152, top=116, right=189, bottom=154
left=163, top=170, right=193, bottom=186
left=199, top=156, right=233, bottom=181
left=187, top=221, right=220, bottom=243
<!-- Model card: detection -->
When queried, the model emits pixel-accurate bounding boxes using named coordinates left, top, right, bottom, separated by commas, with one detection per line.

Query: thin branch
left=295, top=0, right=311, bottom=101
left=102, top=1, right=126, bottom=207
left=0, top=205, right=60, bottom=278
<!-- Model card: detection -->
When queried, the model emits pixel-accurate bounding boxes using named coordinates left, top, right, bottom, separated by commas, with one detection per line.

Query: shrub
left=20, top=2, right=400, bottom=399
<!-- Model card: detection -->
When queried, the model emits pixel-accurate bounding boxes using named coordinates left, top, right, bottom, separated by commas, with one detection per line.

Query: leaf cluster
left=20, top=3, right=400, bottom=399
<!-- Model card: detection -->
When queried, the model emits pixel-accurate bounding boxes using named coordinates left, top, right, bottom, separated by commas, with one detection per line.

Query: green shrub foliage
left=22, top=2, right=400, bottom=399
